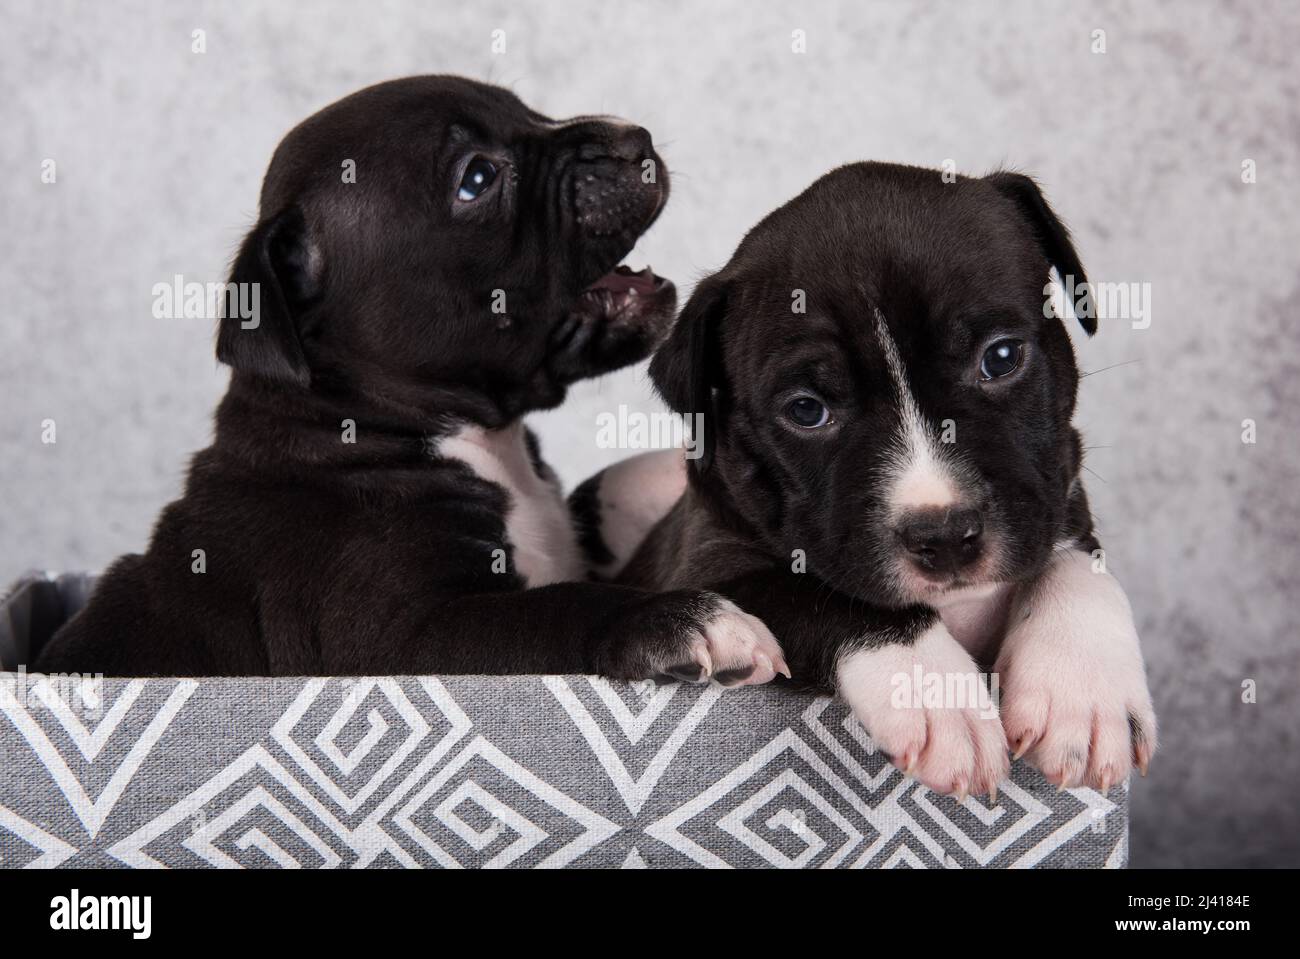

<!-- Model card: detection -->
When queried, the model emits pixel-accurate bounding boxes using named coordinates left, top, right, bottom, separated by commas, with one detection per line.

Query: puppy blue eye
left=980, top=339, right=1023, bottom=379
left=457, top=157, right=497, bottom=201
left=785, top=396, right=831, bottom=429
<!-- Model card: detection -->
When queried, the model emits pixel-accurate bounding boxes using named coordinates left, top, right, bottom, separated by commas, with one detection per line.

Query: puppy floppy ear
left=216, top=205, right=321, bottom=387
left=649, top=277, right=727, bottom=472
left=986, top=172, right=1095, bottom=335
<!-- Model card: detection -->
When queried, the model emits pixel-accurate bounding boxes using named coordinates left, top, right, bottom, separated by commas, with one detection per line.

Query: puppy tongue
left=589, top=264, right=657, bottom=294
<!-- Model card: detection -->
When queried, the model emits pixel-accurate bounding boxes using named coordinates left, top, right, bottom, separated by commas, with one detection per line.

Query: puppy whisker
left=1080, top=358, right=1142, bottom=378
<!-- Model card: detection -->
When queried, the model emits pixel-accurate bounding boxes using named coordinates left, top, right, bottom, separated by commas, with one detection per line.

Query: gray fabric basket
left=0, top=572, right=1127, bottom=868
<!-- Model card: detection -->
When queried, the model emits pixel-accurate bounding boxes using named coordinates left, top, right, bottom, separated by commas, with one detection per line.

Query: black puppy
left=35, top=76, right=784, bottom=683
left=583, top=163, right=1156, bottom=797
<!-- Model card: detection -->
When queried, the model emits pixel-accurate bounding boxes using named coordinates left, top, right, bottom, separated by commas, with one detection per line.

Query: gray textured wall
left=2, top=0, right=1297, bottom=867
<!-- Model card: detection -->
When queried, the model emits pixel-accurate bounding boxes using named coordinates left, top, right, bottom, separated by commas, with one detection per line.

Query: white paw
left=838, top=623, right=1009, bottom=799
left=995, top=550, right=1158, bottom=792
left=666, top=597, right=789, bottom=687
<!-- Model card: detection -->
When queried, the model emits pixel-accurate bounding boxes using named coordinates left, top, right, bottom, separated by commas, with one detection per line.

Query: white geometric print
left=107, top=678, right=475, bottom=868
left=271, top=678, right=436, bottom=815
left=185, top=785, right=345, bottom=869
left=909, top=780, right=1054, bottom=867
left=642, top=701, right=1124, bottom=869
left=800, top=697, right=896, bottom=793
left=43, top=679, right=145, bottom=761
left=588, top=676, right=679, bottom=745
left=391, top=735, right=620, bottom=868
left=0, top=671, right=1127, bottom=868
left=108, top=746, right=360, bottom=868
left=1000, top=786, right=1119, bottom=869
left=0, top=804, right=78, bottom=868
left=621, top=846, right=648, bottom=868
left=716, top=768, right=865, bottom=867
left=1, top=678, right=196, bottom=838
left=349, top=678, right=475, bottom=866
left=645, top=727, right=883, bottom=868
left=881, top=843, right=931, bottom=869
left=545, top=676, right=722, bottom=816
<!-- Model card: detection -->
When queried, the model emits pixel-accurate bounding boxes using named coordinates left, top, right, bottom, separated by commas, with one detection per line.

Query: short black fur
left=35, top=77, right=739, bottom=678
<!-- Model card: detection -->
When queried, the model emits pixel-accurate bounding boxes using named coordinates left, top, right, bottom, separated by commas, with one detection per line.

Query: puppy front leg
left=994, top=546, right=1158, bottom=791
left=716, top=572, right=1009, bottom=799
left=348, top=581, right=787, bottom=686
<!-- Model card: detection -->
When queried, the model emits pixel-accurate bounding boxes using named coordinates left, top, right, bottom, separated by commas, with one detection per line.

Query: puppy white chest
left=930, top=582, right=1017, bottom=664
left=436, top=423, right=584, bottom=588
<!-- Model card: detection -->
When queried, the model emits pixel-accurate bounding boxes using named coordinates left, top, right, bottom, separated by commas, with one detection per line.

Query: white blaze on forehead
left=872, top=309, right=959, bottom=512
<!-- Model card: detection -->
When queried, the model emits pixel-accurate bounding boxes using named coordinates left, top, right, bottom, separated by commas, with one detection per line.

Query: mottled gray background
left=2, top=0, right=1297, bottom=867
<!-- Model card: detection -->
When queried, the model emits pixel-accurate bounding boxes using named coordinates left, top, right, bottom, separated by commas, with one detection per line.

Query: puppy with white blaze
left=571, top=162, right=1157, bottom=798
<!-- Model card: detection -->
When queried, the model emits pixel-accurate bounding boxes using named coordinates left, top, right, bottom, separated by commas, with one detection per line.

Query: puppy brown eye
left=457, top=157, right=497, bottom=202
left=785, top=395, right=831, bottom=429
left=980, top=339, right=1023, bottom=379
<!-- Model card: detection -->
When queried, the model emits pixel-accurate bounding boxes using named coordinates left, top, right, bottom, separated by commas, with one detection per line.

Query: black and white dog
left=576, top=163, right=1157, bottom=797
left=35, top=76, right=784, bottom=683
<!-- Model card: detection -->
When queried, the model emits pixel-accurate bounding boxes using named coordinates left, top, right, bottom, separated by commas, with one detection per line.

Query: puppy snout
left=897, top=507, right=984, bottom=575
left=605, top=124, right=653, bottom=162
left=567, top=120, right=655, bottom=162
left=568, top=121, right=666, bottom=239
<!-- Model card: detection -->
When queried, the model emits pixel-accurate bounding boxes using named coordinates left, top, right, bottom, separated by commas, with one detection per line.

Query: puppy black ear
left=986, top=172, right=1095, bottom=336
left=649, top=277, right=727, bottom=472
left=216, top=206, right=320, bottom=387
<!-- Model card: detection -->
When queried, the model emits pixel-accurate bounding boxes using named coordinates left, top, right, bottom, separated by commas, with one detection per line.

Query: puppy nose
left=897, top=508, right=983, bottom=574
left=609, top=124, right=653, bottom=162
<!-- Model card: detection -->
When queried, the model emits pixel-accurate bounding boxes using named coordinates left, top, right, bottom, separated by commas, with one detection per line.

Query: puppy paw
left=837, top=623, right=1009, bottom=799
left=995, top=550, right=1158, bottom=792
left=664, top=596, right=789, bottom=687
left=615, top=591, right=789, bottom=687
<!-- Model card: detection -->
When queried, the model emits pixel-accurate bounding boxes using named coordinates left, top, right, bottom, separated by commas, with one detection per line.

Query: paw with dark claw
left=996, top=552, right=1158, bottom=792
left=641, top=594, right=789, bottom=688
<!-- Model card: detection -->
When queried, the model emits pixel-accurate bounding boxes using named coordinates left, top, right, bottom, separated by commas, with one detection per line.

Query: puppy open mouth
left=548, top=265, right=678, bottom=383
left=576, top=264, right=676, bottom=328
